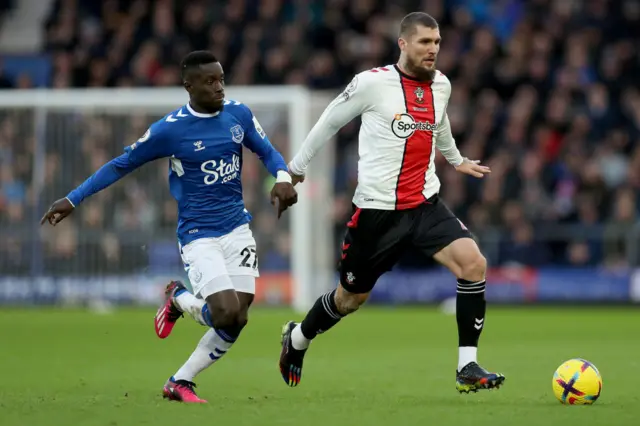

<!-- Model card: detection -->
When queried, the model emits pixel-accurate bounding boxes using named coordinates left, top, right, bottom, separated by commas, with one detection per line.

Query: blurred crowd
left=1, top=0, right=640, bottom=276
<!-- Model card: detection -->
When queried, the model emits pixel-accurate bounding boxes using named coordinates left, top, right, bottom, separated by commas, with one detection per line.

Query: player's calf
left=279, top=284, right=369, bottom=387
left=293, top=284, right=367, bottom=349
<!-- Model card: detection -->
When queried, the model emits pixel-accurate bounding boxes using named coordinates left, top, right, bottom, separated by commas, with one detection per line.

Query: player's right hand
left=40, top=197, right=75, bottom=226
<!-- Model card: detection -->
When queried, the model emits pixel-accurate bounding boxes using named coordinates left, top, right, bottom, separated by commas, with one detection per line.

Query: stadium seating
left=1, top=0, right=639, bottom=275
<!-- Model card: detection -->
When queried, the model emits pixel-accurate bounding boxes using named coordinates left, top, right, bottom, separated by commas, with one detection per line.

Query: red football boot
left=162, top=377, right=207, bottom=403
left=154, top=281, right=186, bottom=339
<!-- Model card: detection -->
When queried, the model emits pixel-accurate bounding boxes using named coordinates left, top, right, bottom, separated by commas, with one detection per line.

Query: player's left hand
left=455, top=158, right=491, bottom=178
left=270, top=182, right=298, bottom=219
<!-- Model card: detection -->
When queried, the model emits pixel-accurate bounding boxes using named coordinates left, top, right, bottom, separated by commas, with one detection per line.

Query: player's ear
left=398, top=37, right=407, bottom=51
left=183, top=80, right=192, bottom=93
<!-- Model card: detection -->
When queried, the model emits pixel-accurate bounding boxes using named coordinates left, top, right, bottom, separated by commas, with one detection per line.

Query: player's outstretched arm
left=435, top=113, right=490, bottom=179
left=41, top=123, right=174, bottom=226
left=41, top=154, right=140, bottom=226
left=288, top=74, right=371, bottom=181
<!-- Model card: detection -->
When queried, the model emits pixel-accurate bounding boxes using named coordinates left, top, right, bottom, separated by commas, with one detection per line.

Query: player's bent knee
left=460, top=252, right=487, bottom=282
left=203, top=284, right=242, bottom=329
left=208, top=303, right=241, bottom=329
left=439, top=238, right=487, bottom=281
left=236, top=308, right=249, bottom=329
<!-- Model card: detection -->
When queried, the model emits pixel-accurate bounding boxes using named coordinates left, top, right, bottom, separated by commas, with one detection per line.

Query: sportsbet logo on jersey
left=391, top=113, right=437, bottom=139
left=201, top=154, right=241, bottom=185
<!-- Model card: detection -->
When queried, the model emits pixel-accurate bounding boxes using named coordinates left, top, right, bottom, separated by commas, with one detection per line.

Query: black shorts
left=338, top=195, right=473, bottom=294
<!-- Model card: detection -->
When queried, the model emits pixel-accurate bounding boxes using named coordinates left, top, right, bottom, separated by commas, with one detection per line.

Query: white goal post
left=0, top=87, right=335, bottom=312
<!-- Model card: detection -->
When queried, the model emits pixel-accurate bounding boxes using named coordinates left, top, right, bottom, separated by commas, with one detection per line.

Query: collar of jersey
left=186, top=102, right=221, bottom=118
left=394, top=64, right=433, bottom=83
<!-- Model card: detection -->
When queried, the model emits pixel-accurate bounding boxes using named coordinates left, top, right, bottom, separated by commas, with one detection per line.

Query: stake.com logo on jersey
left=201, top=154, right=241, bottom=185
left=391, top=113, right=437, bottom=139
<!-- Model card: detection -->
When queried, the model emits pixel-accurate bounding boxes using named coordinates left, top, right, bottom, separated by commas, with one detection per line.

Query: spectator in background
left=1, top=0, right=639, bottom=276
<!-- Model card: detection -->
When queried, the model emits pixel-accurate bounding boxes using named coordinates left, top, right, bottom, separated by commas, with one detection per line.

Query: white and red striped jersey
left=289, top=64, right=464, bottom=211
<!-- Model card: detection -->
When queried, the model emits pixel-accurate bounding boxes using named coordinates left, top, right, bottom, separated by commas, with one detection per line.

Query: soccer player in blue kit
left=41, top=51, right=298, bottom=403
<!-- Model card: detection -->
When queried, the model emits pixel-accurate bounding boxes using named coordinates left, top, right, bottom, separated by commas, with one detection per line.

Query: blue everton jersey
left=66, top=101, right=287, bottom=245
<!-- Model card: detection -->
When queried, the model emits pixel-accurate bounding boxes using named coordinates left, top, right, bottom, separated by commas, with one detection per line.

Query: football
left=552, top=358, right=602, bottom=405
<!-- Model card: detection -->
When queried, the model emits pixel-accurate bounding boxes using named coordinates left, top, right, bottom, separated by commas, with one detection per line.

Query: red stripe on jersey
left=395, top=78, right=435, bottom=210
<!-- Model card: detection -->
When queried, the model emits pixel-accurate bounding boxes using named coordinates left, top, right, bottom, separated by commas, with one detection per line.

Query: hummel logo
left=194, top=141, right=205, bottom=151
left=474, top=318, right=484, bottom=330
left=167, top=109, right=189, bottom=122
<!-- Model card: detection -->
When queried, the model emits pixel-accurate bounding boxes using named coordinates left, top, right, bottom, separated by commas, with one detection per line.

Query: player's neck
left=189, top=101, right=220, bottom=115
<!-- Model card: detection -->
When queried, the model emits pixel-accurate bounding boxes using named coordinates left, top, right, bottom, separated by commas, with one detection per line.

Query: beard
left=404, top=57, right=436, bottom=81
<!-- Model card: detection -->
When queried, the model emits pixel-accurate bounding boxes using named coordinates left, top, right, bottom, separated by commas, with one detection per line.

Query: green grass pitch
left=2, top=306, right=639, bottom=426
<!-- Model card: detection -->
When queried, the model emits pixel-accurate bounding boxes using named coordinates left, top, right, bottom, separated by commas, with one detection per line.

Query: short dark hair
left=180, top=50, right=218, bottom=80
left=399, top=12, right=439, bottom=38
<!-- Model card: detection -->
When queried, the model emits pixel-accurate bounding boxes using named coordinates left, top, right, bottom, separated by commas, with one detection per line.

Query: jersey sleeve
left=66, top=120, right=175, bottom=206
left=123, top=120, right=175, bottom=167
left=288, top=73, right=373, bottom=175
left=435, top=113, right=463, bottom=167
left=237, top=104, right=288, bottom=178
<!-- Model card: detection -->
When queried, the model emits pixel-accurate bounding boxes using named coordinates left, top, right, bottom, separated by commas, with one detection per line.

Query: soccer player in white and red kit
left=278, top=12, right=505, bottom=393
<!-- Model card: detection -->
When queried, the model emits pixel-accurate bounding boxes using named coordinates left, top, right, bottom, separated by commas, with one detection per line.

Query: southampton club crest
left=414, top=86, right=425, bottom=104
left=230, top=125, right=244, bottom=143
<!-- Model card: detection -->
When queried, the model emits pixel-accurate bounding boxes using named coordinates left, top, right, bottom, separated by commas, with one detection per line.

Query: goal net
left=0, top=87, right=335, bottom=312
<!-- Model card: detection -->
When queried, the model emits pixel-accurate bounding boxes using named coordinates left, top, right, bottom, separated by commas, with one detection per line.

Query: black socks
left=456, top=279, right=487, bottom=347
